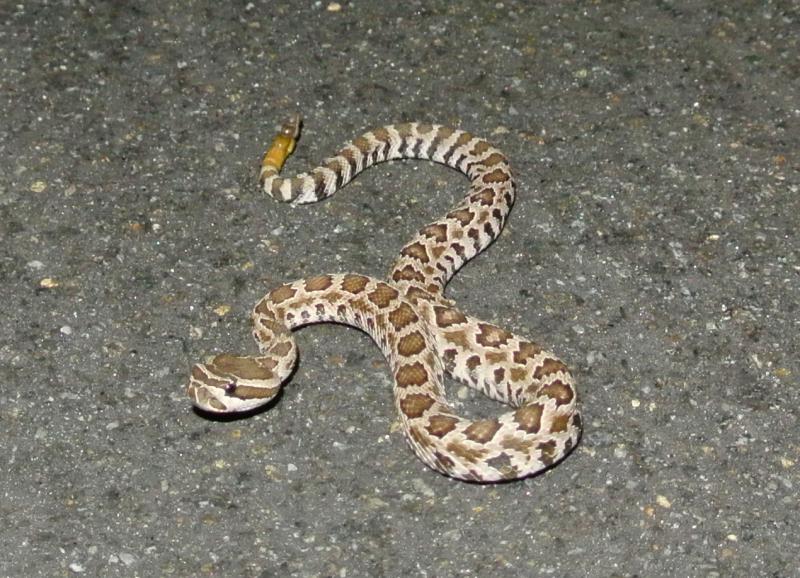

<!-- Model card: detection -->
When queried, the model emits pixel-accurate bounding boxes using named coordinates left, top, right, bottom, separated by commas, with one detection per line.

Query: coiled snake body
left=187, top=118, right=581, bottom=482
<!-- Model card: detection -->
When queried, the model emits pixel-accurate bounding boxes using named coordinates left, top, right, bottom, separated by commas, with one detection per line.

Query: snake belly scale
left=187, top=118, right=581, bottom=482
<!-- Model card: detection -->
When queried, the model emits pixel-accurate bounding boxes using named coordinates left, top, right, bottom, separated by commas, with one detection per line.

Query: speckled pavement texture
left=1, top=1, right=798, bottom=576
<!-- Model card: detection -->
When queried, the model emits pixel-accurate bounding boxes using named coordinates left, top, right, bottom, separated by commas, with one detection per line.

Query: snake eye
left=224, top=381, right=237, bottom=394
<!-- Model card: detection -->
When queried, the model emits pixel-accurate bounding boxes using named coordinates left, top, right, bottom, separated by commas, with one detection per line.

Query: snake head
left=187, top=353, right=282, bottom=413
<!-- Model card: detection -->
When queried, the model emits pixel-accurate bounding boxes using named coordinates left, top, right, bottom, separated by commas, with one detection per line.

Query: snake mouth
left=186, top=380, right=230, bottom=413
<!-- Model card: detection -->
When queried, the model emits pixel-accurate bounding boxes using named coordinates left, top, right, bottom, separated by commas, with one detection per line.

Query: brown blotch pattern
left=450, top=131, right=474, bottom=152
left=338, top=146, right=358, bottom=165
left=353, top=136, right=372, bottom=154
left=446, top=440, right=487, bottom=464
left=400, top=242, right=430, bottom=263
left=469, top=141, right=491, bottom=156
left=485, top=453, right=517, bottom=478
left=387, top=302, right=418, bottom=330
left=289, top=176, right=307, bottom=192
left=471, top=188, right=497, bottom=206
left=485, top=351, right=507, bottom=365
left=397, top=331, right=427, bottom=356
left=311, top=170, right=327, bottom=192
left=533, top=357, right=569, bottom=380
left=512, top=341, right=542, bottom=364
left=441, top=348, right=457, bottom=372
left=509, top=367, right=528, bottom=383
left=341, top=274, right=370, bottom=294
left=305, top=275, right=334, bottom=292
left=422, top=223, right=448, bottom=242
left=422, top=351, right=437, bottom=373
left=428, top=128, right=453, bottom=156
left=541, top=381, right=575, bottom=405
left=372, top=127, right=391, bottom=143
left=430, top=245, right=446, bottom=260
left=443, top=330, right=470, bottom=348
left=400, top=393, right=435, bottom=418
left=268, top=179, right=282, bottom=196
left=436, top=126, right=455, bottom=139
left=447, top=208, right=475, bottom=226
left=463, top=419, right=502, bottom=444
left=426, top=414, right=460, bottom=438
left=348, top=297, right=371, bottom=317
left=481, top=152, right=506, bottom=167
left=391, top=265, right=426, bottom=284
left=269, top=285, right=297, bottom=304
left=475, top=323, right=512, bottom=348
left=482, top=168, right=511, bottom=183
left=537, top=440, right=558, bottom=465
left=258, top=318, right=286, bottom=333
left=549, top=413, right=571, bottom=433
left=466, top=355, right=481, bottom=371
left=404, top=286, right=433, bottom=302
left=269, top=341, right=293, bottom=357
left=434, top=306, right=467, bottom=327
left=325, top=159, right=346, bottom=177
left=500, top=434, right=536, bottom=454
left=514, top=404, right=543, bottom=434
left=395, top=124, right=414, bottom=138
left=367, top=284, right=399, bottom=308
left=395, top=362, right=429, bottom=387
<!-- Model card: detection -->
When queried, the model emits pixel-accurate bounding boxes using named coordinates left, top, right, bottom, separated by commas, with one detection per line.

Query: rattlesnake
left=187, top=117, right=581, bottom=482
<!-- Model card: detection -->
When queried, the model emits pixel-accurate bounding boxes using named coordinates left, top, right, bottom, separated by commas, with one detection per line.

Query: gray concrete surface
left=1, top=1, right=798, bottom=576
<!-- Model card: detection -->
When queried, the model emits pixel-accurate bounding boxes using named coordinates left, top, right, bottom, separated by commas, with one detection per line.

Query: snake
left=187, top=116, right=581, bottom=482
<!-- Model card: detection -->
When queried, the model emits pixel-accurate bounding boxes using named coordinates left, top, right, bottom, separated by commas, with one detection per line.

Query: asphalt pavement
left=1, top=1, right=798, bottom=576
